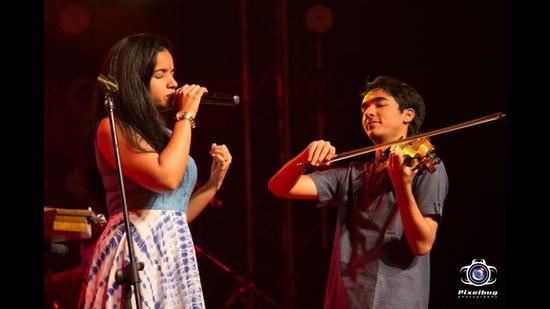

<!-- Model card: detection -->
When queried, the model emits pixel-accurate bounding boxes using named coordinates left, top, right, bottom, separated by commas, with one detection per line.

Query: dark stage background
left=44, top=0, right=507, bottom=308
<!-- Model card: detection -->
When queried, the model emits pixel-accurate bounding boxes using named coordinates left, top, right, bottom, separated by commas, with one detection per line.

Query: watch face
left=175, top=112, right=196, bottom=128
left=176, top=111, right=188, bottom=121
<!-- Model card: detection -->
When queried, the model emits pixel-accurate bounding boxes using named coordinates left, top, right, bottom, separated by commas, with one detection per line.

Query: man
left=268, top=76, right=449, bottom=308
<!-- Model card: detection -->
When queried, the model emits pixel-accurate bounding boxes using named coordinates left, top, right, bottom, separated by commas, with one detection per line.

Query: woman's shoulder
left=96, top=118, right=111, bottom=147
left=96, top=117, right=109, bottom=136
left=97, top=117, right=155, bottom=153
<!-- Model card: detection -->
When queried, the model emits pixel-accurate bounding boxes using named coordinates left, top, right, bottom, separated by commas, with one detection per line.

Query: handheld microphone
left=174, top=88, right=240, bottom=106
left=201, top=92, right=240, bottom=106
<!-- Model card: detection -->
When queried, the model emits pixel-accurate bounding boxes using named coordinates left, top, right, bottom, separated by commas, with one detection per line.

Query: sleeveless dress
left=79, top=145, right=205, bottom=309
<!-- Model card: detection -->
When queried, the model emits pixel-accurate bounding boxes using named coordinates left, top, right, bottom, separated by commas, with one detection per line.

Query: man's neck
left=375, top=148, right=389, bottom=162
left=372, top=133, right=408, bottom=147
left=372, top=132, right=408, bottom=161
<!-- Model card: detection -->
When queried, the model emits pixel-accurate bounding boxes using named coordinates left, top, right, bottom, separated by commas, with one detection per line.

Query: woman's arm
left=96, top=85, right=206, bottom=193
left=187, top=143, right=232, bottom=222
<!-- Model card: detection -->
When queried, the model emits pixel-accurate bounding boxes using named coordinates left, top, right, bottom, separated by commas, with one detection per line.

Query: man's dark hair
left=362, top=76, right=425, bottom=136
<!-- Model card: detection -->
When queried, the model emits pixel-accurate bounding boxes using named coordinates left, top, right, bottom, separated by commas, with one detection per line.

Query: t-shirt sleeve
left=413, top=160, right=449, bottom=220
left=308, top=167, right=349, bottom=205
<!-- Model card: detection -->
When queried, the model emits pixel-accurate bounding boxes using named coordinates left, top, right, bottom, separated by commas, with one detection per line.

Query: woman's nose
left=169, top=76, right=177, bottom=89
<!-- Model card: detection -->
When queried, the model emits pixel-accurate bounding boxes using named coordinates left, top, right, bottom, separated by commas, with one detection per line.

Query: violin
left=386, top=137, right=441, bottom=173
left=297, top=112, right=506, bottom=171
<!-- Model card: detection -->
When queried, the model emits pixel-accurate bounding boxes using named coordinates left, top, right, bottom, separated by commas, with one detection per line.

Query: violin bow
left=298, top=112, right=506, bottom=166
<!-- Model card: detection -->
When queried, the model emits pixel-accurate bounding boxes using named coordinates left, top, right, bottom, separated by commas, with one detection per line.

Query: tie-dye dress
left=79, top=148, right=205, bottom=309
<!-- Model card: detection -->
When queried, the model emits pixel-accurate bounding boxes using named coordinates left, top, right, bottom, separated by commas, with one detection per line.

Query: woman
left=79, top=33, right=232, bottom=308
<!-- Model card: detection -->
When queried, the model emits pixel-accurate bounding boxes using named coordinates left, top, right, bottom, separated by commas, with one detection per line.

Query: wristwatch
left=175, top=111, right=196, bottom=129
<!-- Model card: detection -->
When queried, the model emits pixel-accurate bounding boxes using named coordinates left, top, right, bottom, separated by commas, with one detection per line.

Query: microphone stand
left=100, top=75, right=144, bottom=309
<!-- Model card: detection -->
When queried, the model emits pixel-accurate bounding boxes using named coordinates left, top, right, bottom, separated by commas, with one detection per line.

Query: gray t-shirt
left=309, top=159, right=448, bottom=309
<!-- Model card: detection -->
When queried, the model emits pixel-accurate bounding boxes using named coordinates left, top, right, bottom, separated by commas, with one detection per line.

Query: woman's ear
left=403, top=108, right=415, bottom=124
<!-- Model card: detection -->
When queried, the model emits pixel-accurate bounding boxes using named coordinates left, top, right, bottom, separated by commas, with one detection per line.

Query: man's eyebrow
left=361, top=96, right=387, bottom=108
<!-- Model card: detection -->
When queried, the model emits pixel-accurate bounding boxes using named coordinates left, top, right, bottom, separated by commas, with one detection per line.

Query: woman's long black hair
left=82, top=33, right=175, bottom=215
left=93, top=33, right=174, bottom=152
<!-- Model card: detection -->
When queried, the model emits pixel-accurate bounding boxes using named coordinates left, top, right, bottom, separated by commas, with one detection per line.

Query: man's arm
left=268, top=140, right=336, bottom=199
left=388, top=151, right=439, bottom=256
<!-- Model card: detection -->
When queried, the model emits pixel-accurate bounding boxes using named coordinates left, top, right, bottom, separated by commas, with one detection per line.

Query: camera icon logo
left=460, top=258, right=497, bottom=286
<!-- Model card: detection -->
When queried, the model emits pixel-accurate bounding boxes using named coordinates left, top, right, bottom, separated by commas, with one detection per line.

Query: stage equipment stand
left=194, top=245, right=281, bottom=308
left=97, top=74, right=144, bottom=309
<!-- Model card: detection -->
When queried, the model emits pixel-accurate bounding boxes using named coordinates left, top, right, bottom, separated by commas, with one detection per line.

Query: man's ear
left=403, top=108, right=415, bottom=124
